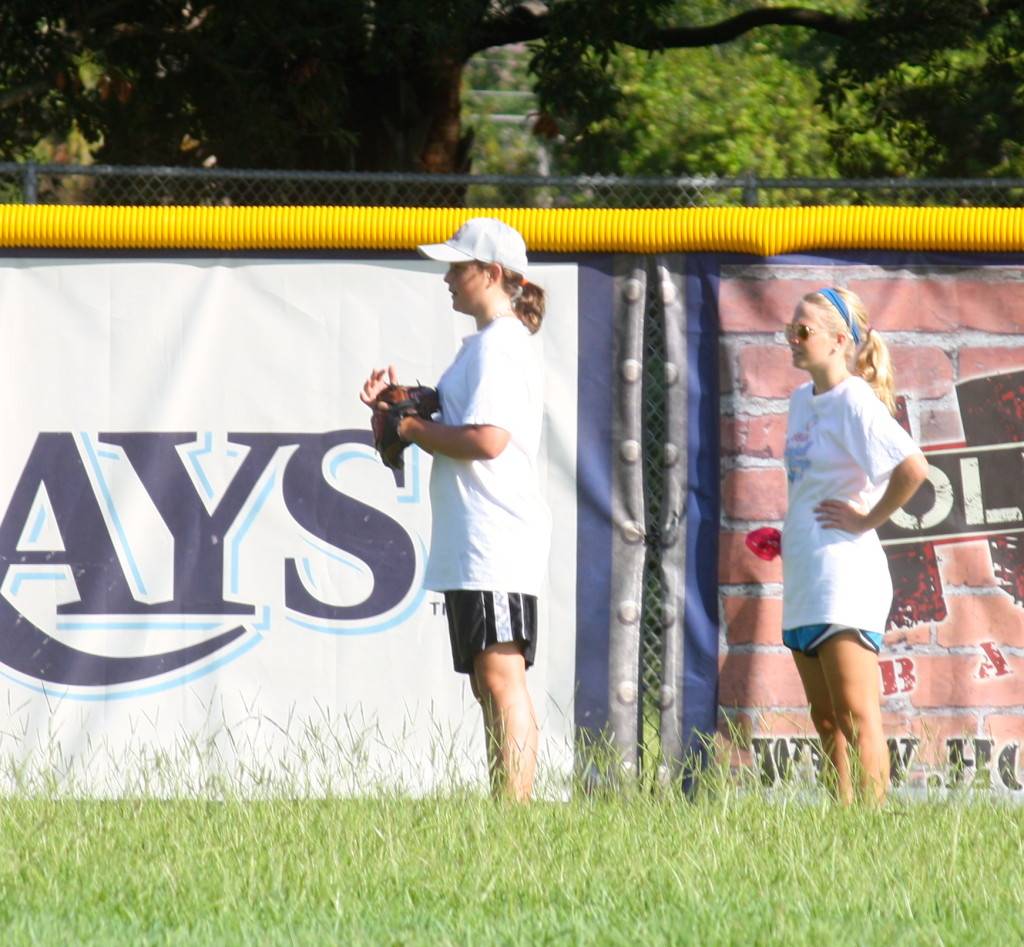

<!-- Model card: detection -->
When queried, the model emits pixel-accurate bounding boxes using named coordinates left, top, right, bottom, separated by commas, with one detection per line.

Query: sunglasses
left=785, top=323, right=817, bottom=343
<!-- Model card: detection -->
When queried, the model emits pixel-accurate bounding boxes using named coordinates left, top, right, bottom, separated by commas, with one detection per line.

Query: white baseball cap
left=417, top=217, right=529, bottom=276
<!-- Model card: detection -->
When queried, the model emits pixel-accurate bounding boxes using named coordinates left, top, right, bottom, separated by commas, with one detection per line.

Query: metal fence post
left=23, top=162, right=38, bottom=204
left=742, top=173, right=759, bottom=207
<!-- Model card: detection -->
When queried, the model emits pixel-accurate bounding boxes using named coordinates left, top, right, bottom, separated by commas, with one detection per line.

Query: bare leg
left=473, top=642, right=538, bottom=801
left=793, top=651, right=852, bottom=803
left=817, top=633, right=889, bottom=804
left=468, top=672, right=501, bottom=792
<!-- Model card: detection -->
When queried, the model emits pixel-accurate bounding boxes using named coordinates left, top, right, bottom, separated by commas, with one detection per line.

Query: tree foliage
left=534, top=5, right=849, bottom=177
left=0, top=1, right=500, bottom=171
left=824, top=1, right=1024, bottom=176
left=531, top=0, right=1024, bottom=179
left=1, top=1, right=1021, bottom=178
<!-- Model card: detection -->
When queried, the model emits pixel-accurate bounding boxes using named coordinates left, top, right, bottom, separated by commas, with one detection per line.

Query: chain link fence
left=3, top=162, right=1024, bottom=208
left=640, top=272, right=669, bottom=779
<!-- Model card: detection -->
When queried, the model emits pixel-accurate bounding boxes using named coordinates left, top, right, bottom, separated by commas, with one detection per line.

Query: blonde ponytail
left=855, top=328, right=897, bottom=415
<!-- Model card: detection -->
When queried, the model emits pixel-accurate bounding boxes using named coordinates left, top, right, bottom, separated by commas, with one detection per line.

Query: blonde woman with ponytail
left=360, top=218, right=550, bottom=801
left=781, top=287, right=928, bottom=803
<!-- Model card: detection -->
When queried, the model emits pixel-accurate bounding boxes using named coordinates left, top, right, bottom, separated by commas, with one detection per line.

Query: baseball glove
left=371, top=384, right=440, bottom=471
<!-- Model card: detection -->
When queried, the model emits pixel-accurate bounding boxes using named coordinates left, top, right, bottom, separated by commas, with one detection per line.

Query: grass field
left=1, top=780, right=1022, bottom=946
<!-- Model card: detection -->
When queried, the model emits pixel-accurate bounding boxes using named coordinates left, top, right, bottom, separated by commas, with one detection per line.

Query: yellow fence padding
left=2, top=205, right=1024, bottom=254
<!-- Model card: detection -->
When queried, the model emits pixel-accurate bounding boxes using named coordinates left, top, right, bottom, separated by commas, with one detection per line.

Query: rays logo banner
left=0, top=255, right=581, bottom=792
left=0, top=428, right=427, bottom=695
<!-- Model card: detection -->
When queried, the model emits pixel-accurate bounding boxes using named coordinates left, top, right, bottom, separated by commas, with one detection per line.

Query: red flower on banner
left=746, top=527, right=781, bottom=561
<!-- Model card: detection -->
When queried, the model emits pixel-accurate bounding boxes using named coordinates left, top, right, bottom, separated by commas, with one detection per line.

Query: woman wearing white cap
left=360, top=217, right=550, bottom=801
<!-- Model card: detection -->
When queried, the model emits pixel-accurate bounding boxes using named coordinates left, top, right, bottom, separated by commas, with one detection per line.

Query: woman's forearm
left=399, top=416, right=510, bottom=461
left=862, top=452, right=929, bottom=532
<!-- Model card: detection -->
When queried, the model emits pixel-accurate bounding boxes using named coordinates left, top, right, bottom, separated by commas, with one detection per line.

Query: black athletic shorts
left=443, top=590, right=538, bottom=675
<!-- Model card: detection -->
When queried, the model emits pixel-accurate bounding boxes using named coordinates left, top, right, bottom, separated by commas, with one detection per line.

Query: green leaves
left=2, top=1, right=1022, bottom=179
left=825, top=3, right=1024, bottom=176
left=536, top=6, right=846, bottom=180
left=533, top=0, right=1024, bottom=181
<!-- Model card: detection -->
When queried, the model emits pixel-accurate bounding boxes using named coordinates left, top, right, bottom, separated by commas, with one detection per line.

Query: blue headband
left=818, top=288, right=860, bottom=345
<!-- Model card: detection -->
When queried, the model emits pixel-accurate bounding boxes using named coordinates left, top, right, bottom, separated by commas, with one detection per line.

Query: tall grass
left=0, top=703, right=1021, bottom=944
left=1, top=781, right=1022, bottom=944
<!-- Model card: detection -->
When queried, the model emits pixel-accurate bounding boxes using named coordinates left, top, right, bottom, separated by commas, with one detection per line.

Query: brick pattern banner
left=715, top=256, right=1024, bottom=794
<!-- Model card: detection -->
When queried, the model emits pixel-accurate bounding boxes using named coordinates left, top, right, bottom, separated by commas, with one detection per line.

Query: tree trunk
left=348, top=52, right=471, bottom=202
left=418, top=56, right=471, bottom=175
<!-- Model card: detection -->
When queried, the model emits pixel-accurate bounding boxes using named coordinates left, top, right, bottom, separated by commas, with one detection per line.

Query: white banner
left=0, top=255, right=580, bottom=795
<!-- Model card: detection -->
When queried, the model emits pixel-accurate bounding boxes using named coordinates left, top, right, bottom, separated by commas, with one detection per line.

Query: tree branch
left=644, top=7, right=856, bottom=49
left=467, top=2, right=548, bottom=55
left=0, top=80, right=49, bottom=111
left=468, top=4, right=859, bottom=56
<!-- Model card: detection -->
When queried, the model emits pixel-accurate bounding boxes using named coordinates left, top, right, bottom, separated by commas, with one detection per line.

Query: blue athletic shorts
left=783, top=623, right=883, bottom=658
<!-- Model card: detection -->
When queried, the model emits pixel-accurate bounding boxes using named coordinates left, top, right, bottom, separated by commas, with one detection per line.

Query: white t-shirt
left=782, top=376, right=920, bottom=633
left=422, top=316, right=551, bottom=594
